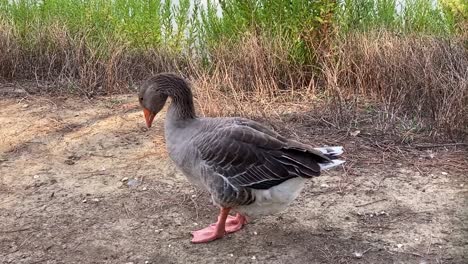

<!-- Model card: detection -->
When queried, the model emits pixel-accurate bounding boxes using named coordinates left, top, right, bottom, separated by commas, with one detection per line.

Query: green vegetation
left=0, top=0, right=464, bottom=56
left=0, top=0, right=466, bottom=135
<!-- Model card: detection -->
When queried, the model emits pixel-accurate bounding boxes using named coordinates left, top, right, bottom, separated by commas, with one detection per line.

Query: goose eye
left=139, top=97, right=143, bottom=101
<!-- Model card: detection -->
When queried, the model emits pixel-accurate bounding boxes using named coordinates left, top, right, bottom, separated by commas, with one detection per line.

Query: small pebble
left=353, top=252, right=363, bottom=259
left=121, top=177, right=129, bottom=182
left=397, top=244, right=403, bottom=249
left=145, top=261, right=150, bottom=264
left=142, top=186, right=148, bottom=191
left=127, top=179, right=140, bottom=187
left=320, top=183, right=329, bottom=188
left=64, top=160, right=75, bottom=165
left=228, top=254, right=234, bottom=257
left=441, top=172, right=448, bottom=175
left=91, top=198, right=100, bottom=202
left=82, top=199, right=87, bottom=203
left=253, top=231, right=258, bottom=235
left=251, top=256, right=256, bottom=260
left=191, top=194, right=196, bottom=198
left=350, top=130, right=360, bottom=137
left=168, top=244, right=172, bottom=248
left=33, top=175, right=39, bottom=179
left=460, top=184, right=464, bottom=187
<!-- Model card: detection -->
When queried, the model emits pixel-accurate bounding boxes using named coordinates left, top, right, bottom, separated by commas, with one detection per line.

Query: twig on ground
left=426, top=234, right=433, bottom=255
left=355, top=198, right=388, bottom=207
left=8, top=232, right=35, bottom=254
left=0, top=227, right=32, bottom=233
left=89, top=153, right=115, bottom=158
left=133, top=152, right=159, bottom=160
left=411, top=143, right=467, bottom=149
left=320, top=117, right=337, bottom=128
left=189, top=194, right=200, bottom=220
left=404, top=251, right=424, bottom=257
left=122, top=203, right=132, bottom=218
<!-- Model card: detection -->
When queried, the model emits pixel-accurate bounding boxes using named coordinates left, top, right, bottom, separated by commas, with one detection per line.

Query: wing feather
left=195, top=120, right=329, bottom=192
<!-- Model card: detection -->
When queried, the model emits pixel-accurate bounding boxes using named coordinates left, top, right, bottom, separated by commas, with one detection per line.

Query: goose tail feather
left=314, top=146, right=345, bottom=170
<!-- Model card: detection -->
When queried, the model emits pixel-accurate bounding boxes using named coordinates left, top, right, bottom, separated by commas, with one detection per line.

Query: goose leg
left=191, top=207, right=245, bottom=243
left=224, top=213, right=247, bottom=233
left=209, top=213, right=247, bottom=232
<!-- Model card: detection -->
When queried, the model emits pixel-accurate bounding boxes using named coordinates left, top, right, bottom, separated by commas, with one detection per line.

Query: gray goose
left=139, top=73, right=345, bottom=243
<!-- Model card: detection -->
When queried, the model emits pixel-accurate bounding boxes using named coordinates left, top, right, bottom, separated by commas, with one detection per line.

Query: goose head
left=138, top=75, right=169, bottom=128
left=138, top=73, right=195, bottom=128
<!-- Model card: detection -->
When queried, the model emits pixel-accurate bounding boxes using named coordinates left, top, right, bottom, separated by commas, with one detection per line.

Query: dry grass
left=0, top=19, right=185, bottom=95
left=190, top=33, right=316, bottom=117
left=192, top=32, right=467, bottom=139
left=0, top=18, right=466, bottom=139
left=325, top=32, right=468, bottom=137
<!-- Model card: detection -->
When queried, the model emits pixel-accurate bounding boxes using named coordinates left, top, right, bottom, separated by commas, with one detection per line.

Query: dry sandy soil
left=1, top=85, right=467, bottom=264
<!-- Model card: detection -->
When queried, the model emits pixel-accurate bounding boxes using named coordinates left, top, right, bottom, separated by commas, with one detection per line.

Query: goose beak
left=143, top=108, right=156, bottom=128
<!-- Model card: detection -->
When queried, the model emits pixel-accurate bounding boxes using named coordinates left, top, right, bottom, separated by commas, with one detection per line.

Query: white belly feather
left=236, top=177, right=307, bottom=218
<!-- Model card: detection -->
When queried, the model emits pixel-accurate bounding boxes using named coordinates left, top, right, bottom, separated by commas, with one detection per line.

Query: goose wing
left=194, top=119, right=331, bottom=190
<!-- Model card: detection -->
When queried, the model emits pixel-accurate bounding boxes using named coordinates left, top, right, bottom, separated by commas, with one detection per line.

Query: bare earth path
left=1, top=89, right=467, bottom=263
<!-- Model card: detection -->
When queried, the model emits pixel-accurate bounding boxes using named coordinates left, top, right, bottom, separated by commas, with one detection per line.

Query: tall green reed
left=0, top=0, right=462, bottom=61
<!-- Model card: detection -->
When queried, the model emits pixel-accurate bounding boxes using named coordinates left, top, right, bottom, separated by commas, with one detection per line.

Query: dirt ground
left=1, top=86, right=467, bottom=264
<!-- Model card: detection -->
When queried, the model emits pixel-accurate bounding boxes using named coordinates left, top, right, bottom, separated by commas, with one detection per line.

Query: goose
left=138, top=73, right=345, bottom=243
